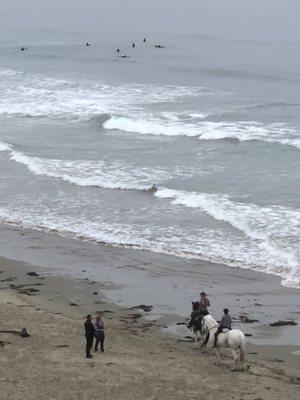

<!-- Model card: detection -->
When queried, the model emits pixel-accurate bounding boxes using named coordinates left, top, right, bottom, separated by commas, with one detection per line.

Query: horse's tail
left=239, top=336, right=246, bottom=363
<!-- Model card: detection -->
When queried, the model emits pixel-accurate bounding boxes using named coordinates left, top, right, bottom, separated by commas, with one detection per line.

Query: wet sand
left=0, top=251, right=300, bottom=399
left=0, top=223, right=299, bottom=349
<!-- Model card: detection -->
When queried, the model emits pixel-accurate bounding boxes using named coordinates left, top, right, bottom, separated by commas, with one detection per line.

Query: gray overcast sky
left=0, top=0, right=300, bottom=42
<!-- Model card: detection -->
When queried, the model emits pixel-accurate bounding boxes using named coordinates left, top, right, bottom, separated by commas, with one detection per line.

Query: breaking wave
left=155, top=188, right=300, bottom=287
left=0, top=141, right=167, bottom=191
left=1, top=140, right=299, bottom=287
left=79, top=113, right=112, bottom=125
left=0, top=192, right=299, bottom=288
left=104, top=117, right=300, bottom=150
left=0, top=68, right=203, bottom=121
left=1, top=68, right=299, bottom=150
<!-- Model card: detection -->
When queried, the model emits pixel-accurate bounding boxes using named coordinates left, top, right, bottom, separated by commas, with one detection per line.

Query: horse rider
left=187, top=292, right=210, bottom=329
left=213, top=308, right=232, bottom=347
left=187, top=301, right=201, bottom=329
left=199, top=292, right=210, bottom=316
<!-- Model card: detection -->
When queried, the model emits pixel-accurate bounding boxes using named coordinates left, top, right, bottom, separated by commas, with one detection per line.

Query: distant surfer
left=143, top=38, right=146, bottom=43
left=20, top=47, right=25, bottom=51
left=86, top=42, right=91, bottom=46
left=132, top=42, right=135, bottom=48
left=155, top=44, right=165, bottom=48
left=119, top=55, right=130, bottom=58
left=117, top=48, right=120, bottom=53
left=148, top=185, right=158, bottom=193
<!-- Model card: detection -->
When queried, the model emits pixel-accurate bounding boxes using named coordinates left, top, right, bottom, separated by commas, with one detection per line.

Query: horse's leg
left=216, top=347, right=221, bottom=366
left=194, top=331, right=198, bottom=349
left=201, top=337, right=207, bottom=353
left=239, top=339, right=246, bottom=370
left=231, top=349, right=239, bottom=370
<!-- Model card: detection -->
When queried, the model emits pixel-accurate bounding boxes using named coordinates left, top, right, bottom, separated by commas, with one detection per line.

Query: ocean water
left=0, top=34, right=299, bottom=288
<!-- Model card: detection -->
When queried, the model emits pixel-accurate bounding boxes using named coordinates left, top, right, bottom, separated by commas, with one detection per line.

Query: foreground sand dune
left=0, top=278, right=299, bottom=400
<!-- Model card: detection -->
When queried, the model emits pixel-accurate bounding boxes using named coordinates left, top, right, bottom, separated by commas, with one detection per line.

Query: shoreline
left=0, top=254, right=300, bottom=399
left=0, top=219, right=298, bottom=291
left=0, top=222, right=299, bottom=350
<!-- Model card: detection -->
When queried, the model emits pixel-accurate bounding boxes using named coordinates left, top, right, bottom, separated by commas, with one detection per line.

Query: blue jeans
left=95, top=331, right=105, bottom=351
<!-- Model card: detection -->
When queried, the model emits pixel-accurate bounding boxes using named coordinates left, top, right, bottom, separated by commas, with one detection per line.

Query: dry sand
left=0, top=257, right=299, bottom=400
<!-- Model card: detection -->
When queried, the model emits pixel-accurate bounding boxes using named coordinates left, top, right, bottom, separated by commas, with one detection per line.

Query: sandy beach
left=1, top=2, right=300, bottom=399
left=0, top=223, right=299, bottom=346
left=0, top=241, right=299, bottom=400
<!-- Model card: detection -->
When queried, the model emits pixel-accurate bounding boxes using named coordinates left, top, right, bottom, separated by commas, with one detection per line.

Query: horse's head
left=191, top=301, right=200, bottom=311
left=201, top=314, right=217, bottom=333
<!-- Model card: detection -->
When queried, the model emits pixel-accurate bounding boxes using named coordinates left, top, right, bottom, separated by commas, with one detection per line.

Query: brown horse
left=187, top=301, right=203, bottom=348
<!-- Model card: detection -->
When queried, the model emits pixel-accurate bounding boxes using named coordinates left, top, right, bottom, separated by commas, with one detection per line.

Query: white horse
left=201, top=315, right=246, bottom=370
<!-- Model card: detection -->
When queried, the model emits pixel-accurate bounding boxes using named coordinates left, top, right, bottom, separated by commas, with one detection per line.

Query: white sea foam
left=79, top=113, right=111, bottom=125
left=0, top=142, right=12, bottom=152
left=155, top=188, right=300, bottom=240
left=198, top=121, right=300, bottom=149
left=0, top=141, right=167, bottom=191
left=0, top=200, right=298, bottom=288
left=104, top=116, right=201, bottom=137
left=0, top=69, right=22, bottom=76
left=1, top=140, right=299, bottom=287
left=0, top=70, right=202, bottom=121
left=155, top=187, right=300, bottom=287
left=104, top=117, right=300, bottom=150
left=0, top=69, right=299, bottom=150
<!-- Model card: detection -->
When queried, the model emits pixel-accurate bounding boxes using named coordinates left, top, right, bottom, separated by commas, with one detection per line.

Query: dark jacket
left=84, top=320, right=95, bottom=338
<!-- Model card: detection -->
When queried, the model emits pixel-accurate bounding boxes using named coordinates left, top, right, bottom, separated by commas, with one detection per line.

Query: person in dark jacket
left=213, top=308, right=232, bottom=347
left=187, top=301, right=203, bottom=331
left=84, top=314, right=96, bottom=358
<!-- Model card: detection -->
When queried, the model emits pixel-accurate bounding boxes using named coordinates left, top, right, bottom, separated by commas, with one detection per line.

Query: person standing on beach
left=94, top=313, right=105, bottom=352
left=84, top=314, right=96, bottom=358
left=199, top=292, right=210, bottom=316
